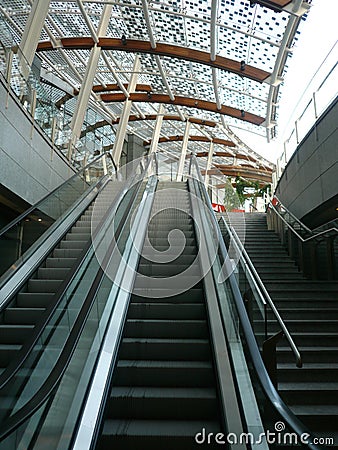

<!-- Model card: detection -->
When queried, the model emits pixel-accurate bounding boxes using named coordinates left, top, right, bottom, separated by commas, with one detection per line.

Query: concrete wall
left=0, top=76, right=75, bottom=206
left=275, top=97, right=338, bottom=224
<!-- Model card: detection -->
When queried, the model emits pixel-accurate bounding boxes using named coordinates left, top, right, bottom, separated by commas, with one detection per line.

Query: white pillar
left=204, top=141, right=214, bottom=188
left=176, top=120, right=191, bottom=182
left=112, top=56, right=141, bottom=167
left=69, top=4, right=113, bottom=159
left=149, top=104, right=164, bottom=153
left=19, top=0, right=51, bottom=78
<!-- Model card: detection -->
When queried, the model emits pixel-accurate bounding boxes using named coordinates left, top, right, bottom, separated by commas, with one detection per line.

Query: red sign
left=211, top=203, right=226, bottom=212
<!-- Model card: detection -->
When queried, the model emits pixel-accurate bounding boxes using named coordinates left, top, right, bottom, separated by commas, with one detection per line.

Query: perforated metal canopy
left=0, top=0, right=312, bottom=183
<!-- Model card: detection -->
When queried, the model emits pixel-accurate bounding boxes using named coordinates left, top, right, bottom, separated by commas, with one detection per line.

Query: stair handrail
left=268, top=201, right=338, bottom=243
left=188, top=155, right=321, bottom=450
left=219, top=215, right=302, bottom=368
left=272, top=195, right=313, bottom=235
left=0, top=153, right=110, bottom=239
left=0, top=153, right=158, bottom=443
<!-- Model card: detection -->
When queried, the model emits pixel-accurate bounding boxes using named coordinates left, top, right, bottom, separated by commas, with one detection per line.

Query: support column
left=69, top=4, right=113, bottom=159
left=112, top=56, right=141, bottom=167
left=176, top=120, right=191, bottom=182
left=149, top=104, right=164, bottom=154
left=204, top=141, right=214, bottom=188
left=19, top=0, right=51, bottom=78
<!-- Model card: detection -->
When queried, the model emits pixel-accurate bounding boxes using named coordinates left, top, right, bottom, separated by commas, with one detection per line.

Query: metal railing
left=267, top=199, right=338, bottom=280
left=219, top=215, right=302, bottom=374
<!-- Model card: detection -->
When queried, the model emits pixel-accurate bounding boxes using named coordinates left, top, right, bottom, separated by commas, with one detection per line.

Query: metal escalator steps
left=124, top=319, right=208, bottom=338
left=37, top=268, right=71, bottom=279
left=142, top=245, right=198, bottom=256
left=53, top=248, right=83, bottom=258
left=128, top=303, right=206, bottom=320
left=137, top=263, right=200, bottom=277
left=133, top=276, right=201, bottom=289
left=99, top=419, right=220, bottom=450
left=45, top=257, right=77, bottom=268
left=114, top=360, right=215, bottom=387
left=138, top=255, right=197, bottom=266
left=3, top=307, right=45, bottom=324
left=16, top=293, right=54, bottom=308
left=0, top=325, right=34, bottom=344
left=0, top=345, right=21, bottom=365
left=59, top=240, right=88, bottom=249
left=132, top=288, right=204, bottom=302
left=119, top=338, right=211, bottom=361
left=27, top=279, right=63, bottom=293
left=107, top=386, right=218, bottom=419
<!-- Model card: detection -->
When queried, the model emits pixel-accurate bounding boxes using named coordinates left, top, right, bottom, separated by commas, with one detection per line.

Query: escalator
left=95, top=181, right=223, bottom=449
left=0, top=163, right=119, bottom=390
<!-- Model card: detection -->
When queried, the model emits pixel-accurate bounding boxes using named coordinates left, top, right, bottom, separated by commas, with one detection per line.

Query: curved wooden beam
left=37, top=37, right=271, bottom=83
left=144, top=135, right=235, bottom=147
left=101, top=93, right=265, bottom=126
left=214, top=165, right=272, bottom=182
left=197, top=151, right=256, bottom=163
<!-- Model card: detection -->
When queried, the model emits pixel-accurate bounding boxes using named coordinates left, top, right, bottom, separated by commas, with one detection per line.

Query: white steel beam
left=69, top=4, right=113, bottom=158
left=205, top=141, right=215, bottom=188
left=19, top=0, right=51, bottom=78
left=112, top=56, right=141, bottom=167
left=76, top=0, right=99, bottom=43
left=176, top=120, right=191, bottom=181
left=210, top=0, right=219, bottom=62
left=149, top=104, right=165, bottom=153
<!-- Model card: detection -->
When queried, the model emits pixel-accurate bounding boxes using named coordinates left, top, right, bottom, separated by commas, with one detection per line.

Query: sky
left=234, top=0, right=338, bottom=164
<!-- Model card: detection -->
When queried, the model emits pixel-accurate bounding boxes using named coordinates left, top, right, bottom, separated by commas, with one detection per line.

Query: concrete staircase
left=230, top=212, right=338, bottom=446
left=96, top=181, right=222, bottom=450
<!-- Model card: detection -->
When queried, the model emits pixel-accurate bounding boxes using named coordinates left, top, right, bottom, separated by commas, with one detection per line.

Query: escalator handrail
left=0, top=155, right=157, bottom=443
left=268, top=200, right=338, bottom=242
left=0, top=171, right=135, bottom=390
left=188, top=155, right=321, bottom=450
left=219, top=215, right=302, bottom=368
left=0, top=154, right=109, bottom=239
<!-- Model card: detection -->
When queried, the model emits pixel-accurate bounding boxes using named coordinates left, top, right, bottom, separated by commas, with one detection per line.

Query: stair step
left=3, top=307, right=45, bottom=324
left=124, top=319, right=208, bottom=339
left=137, top=263, right=200, bottom=277
left=45, top=257, right=77, bottom=268
left=27, top=279, right=63, bottom=293
left=37, top=267, right=70, bottom=279
left=114, top=360, right=215, bottom=387
left=128, top=303, right=205, bottom=320
left=106, top=386, right=218, bottom=420
left=0, top=324, right=35, bottom=344
left=53, top=248, right=83, bottom=258
left=59, top=240, right=88, bottom=249
left=119, top=338, right=211, bottom=361
left=16, top=292, right=54, bottom=308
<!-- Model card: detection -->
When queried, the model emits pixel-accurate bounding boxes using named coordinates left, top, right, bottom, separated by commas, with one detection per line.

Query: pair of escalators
left=0, top=156, right=323, bottom=450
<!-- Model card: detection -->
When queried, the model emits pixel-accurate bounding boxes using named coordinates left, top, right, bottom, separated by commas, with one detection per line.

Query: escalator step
left=16, top=292, right=54, bottom=308
left=37, top=268, right=70, bottom=280
left=27, top=279, right=63, bottom=293
left=45, top=257, right=77, bottom=268
left=119, top=338, right=211, bottom=361
left=99, top=419, right=221, bottom=450
left=128, top=303, right=205, bottom=320
left=114, top=360, right=215, bottom=387
left=3, top=307, right=45, bottom=324
left=53, top=248, right=83, bottom=258
left=106, top=386, right=218, bottom=420
left=124, top=319, right=208, bottom=339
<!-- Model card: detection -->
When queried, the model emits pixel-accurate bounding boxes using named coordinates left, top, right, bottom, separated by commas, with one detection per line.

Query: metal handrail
left=273, top=195, right=313, bottom=234
left=268, top=201, right=338, bottom=243
left=0, top=153, right=109, bottom=239
left=219, top=215, right=302, bottom=368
